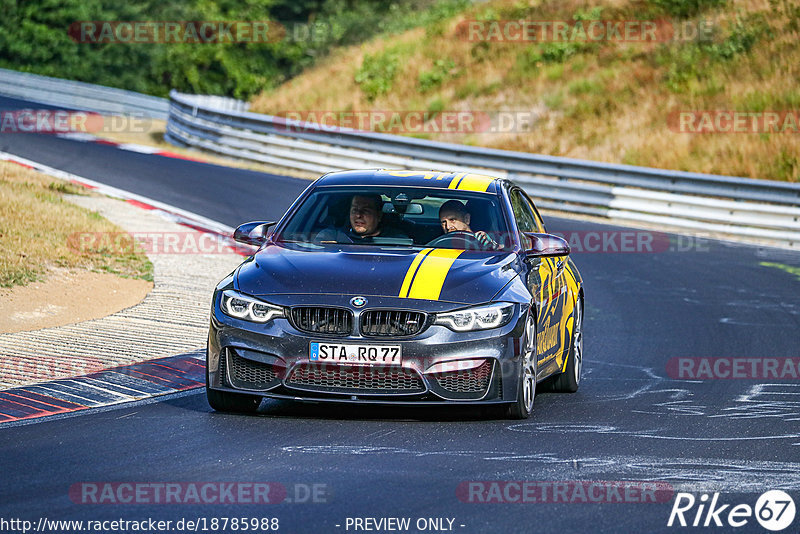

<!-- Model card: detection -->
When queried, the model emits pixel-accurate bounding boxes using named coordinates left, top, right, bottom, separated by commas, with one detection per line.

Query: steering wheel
left=426, top=230, right=483, bottom=249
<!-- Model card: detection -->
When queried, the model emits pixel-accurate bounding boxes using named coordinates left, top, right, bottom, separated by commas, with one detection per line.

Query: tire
left=551, top=296, right=583, bottom=393
left=206, top=387, right=262, bottom=413
left=507, top=313, right=537, bottom=419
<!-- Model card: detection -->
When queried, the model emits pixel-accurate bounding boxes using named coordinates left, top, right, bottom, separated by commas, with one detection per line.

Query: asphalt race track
left=1, top=96, right=799, bottom=533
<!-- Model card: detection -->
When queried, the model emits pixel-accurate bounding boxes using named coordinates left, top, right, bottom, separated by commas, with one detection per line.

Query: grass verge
left=0, top=161, right=153, bottom=288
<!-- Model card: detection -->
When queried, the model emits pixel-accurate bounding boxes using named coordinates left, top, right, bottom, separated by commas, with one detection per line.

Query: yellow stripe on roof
left=456, top=173, right=495, bottom=192
left=448, top=172, right=466, bottom=189
left=380, top=170, right=495, bottom=190
left=386, top=170, right=421, bottom=178
left=385, top=170, right=450, bottom=181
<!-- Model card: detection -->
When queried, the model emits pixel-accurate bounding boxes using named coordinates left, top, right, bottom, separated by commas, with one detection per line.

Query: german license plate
left=309, top=342, right=402, bottom=366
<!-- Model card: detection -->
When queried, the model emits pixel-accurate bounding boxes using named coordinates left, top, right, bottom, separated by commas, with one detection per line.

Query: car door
left=519, top=189, right=578, bottom=376
left=508, top=188, right=558, bottom=373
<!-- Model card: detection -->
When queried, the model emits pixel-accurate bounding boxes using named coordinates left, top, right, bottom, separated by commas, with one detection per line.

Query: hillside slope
left=0, top=0, right=468, bottom=98
left=251, top=0, right=799, bottom=181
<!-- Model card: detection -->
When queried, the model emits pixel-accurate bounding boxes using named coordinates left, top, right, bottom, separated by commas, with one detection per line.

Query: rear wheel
left=551, top=296, right=583, bottom=393
left=507, top=314, right=537, bottom=419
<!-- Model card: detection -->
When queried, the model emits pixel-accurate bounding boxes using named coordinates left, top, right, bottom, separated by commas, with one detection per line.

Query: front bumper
left=207, top=294, right=527, bottom=405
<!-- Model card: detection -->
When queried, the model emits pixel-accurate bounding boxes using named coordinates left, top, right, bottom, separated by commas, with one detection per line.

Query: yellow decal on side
left=564, top=264, right=579, bottom=295
left=560, top=315, right=574, bottom=372
left=399, top=248, right=463, bottom=300
left=536, top=319, right=560, bottom=354
left=557, top=264, right=580, bottom=371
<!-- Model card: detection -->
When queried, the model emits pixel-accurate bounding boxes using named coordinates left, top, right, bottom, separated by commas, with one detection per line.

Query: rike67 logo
left=668, top=491, right=796, bottom=531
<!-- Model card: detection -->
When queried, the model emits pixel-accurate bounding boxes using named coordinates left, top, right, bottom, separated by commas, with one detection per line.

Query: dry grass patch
left=250, top=0, right=799, bottom=181
left=0, top=161, right=152, bottom=288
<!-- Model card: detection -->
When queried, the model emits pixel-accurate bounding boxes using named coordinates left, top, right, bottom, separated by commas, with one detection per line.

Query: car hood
left=235, top=244, right=520, bottom=305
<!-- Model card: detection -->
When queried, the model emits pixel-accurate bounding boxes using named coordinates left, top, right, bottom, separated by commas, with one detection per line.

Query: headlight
left=434, top=302, right=514, bottom=332
left=221, top=290, right=284, bottom=323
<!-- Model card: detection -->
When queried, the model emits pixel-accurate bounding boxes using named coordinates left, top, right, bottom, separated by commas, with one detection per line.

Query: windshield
left=276, top=186, right=513, bottom=251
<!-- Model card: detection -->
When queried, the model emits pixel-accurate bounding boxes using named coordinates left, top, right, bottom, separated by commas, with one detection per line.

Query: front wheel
left=507, top=314, right=537, bottom=419
left=206, top=387, right=262, bottom=413
left=551, top=296, right=583, bottom=393
left=206, top=345, right=262, bottom=413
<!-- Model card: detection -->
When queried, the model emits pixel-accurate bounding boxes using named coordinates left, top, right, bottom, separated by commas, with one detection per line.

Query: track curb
left=0, top=151, right=252, bottom=421
left=0, top=352, right=206, bottom=424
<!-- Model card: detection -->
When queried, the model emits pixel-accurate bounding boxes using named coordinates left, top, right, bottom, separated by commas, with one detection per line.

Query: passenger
left=317, top=194, right=405, bottom=243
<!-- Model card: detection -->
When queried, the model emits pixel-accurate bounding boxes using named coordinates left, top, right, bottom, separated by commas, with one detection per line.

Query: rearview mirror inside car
left=384, top=202, right=423, bottom=215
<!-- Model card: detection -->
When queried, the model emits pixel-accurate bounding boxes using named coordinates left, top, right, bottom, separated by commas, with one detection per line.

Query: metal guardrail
left=173, top=93, right=250, bottom=114
left=6, top=68, right=793, bottom=246
left=0, top=68, right=169, bottom=119
left=2, top=65, right=794, bottom=247
left=166, top=90, right=800, bottom=248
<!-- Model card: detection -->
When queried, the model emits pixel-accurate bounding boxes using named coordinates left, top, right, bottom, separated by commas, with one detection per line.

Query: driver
left=317, top=194, right=405, bottom=243
left=438, top=200, right=500, bottom=250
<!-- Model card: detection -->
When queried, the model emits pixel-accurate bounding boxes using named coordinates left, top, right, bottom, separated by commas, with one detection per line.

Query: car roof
left=315, top=169, right=502, bottom=194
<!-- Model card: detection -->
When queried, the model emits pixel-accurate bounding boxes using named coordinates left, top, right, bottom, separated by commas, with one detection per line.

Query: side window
left=520, top=192, right=546, bottom=233
left=510, top=189, right=538, bottom=234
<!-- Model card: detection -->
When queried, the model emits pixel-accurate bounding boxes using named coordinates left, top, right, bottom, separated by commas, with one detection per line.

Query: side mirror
left=522, top=232, right=570, bottom=257
left=233, top=221, right=276, bottom=247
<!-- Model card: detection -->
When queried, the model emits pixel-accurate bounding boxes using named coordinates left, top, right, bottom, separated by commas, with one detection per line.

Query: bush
left=427, top=96, right=445, bottom=114
left=773, top=149, right=799, bottom=181
left=0, top=0, right=469, bottom=99
left=568, top=79, right=603, bottom=96
left=354, top=50, right=401, bottom=100
left=656, top=13, right=768, bottom=93
left=418, top=58, right=456, bottom=92
left=651, top=0, right=728, bottom=18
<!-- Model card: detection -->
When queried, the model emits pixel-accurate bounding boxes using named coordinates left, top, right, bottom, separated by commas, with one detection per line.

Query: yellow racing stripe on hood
left=403, top=248, right=464, bottom=300
left=399, top=248, right=433, bottom=298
